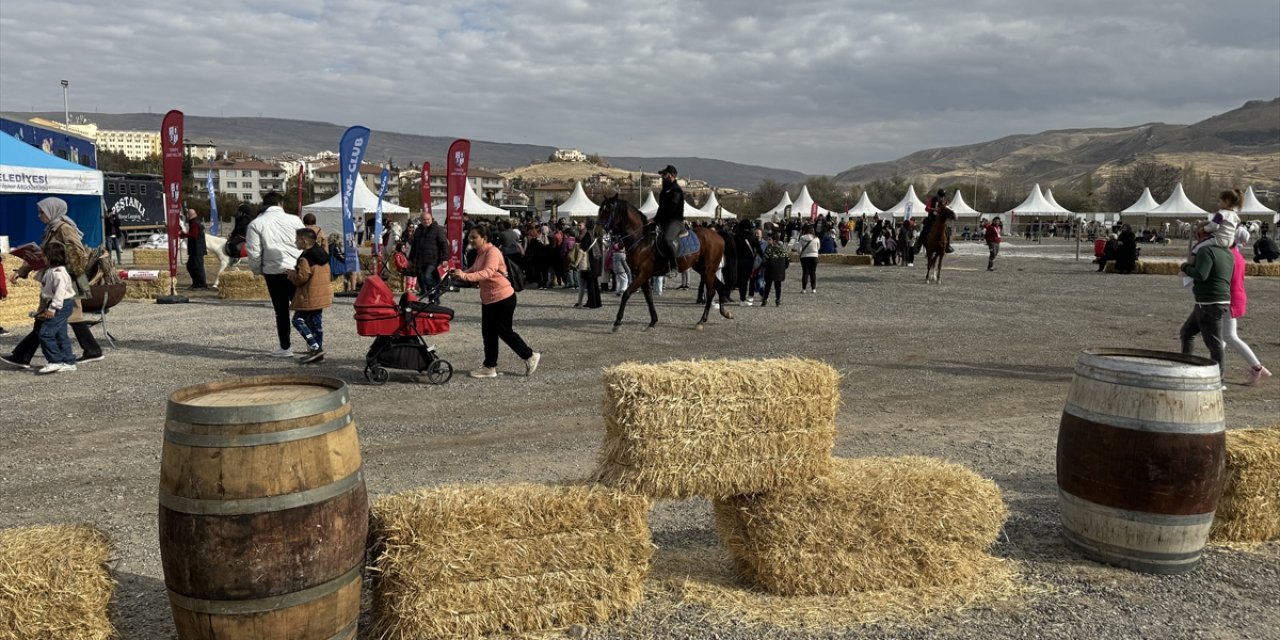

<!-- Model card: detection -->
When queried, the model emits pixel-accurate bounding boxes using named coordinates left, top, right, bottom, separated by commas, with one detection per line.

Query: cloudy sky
left=2, top=1, right=1277, bottom=174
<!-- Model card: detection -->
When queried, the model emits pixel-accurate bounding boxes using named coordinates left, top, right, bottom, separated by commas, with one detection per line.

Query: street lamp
left=60, top=80, right=69, bottom=131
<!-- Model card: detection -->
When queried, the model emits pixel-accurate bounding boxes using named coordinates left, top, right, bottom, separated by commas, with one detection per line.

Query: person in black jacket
left=227, top=202, right=254, bottom=259
left=409, top=212, right=448, bottom=293
left=1115, top=224, right=1138, bottom=274
left=733, top=220, right=758, bottom=305
left=181, top=209, right=208, bottom=290
left=1254, top=230, right=1279, bottom=263
left=654, top=165, right=685, bottom=274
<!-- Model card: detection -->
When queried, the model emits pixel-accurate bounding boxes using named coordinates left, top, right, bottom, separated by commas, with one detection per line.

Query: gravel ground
left=1, top=239, right=1277, bottom=640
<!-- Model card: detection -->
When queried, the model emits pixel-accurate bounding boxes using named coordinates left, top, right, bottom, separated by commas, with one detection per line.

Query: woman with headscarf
left=1, top=197, right=104, bottom=369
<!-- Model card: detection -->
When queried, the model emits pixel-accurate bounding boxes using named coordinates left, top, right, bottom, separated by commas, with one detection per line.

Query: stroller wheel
left=364, top=365, right=390, bottom=385
left=425, top=359, right=453, bottom=385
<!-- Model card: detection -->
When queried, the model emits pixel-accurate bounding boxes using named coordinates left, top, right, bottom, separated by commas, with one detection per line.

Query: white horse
left=177, top=217, right=242, bottom=288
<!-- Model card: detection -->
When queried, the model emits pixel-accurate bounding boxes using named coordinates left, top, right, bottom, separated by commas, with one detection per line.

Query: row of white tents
left=301, top=175, right=1278, bottom=234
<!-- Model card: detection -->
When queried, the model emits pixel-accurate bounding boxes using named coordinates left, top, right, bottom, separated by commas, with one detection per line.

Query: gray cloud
left=2, top=0, right=1275, bottom=175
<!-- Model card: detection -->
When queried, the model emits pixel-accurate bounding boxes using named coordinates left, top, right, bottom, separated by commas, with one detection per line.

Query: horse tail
left=718, top=230, right=737, bottom=289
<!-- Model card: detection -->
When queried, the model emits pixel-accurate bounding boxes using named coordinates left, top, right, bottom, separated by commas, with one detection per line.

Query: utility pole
left=60, top=80, right=69, bottom=131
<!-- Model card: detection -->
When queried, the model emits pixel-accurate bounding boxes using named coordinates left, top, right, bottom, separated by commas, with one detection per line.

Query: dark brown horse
left=924, top=204, right=956, bottom=283
left=597, top=196, right=736, bottom=332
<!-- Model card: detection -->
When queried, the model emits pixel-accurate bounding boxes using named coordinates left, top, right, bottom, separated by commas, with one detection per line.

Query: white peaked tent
left=1044, top=188, right=1074, bottom=215
left=846, top=191, right=882, bottom=216
left=1008, top=184, right=1059, bottom=216
left=948, top=189, right=985, bottom=218
left=695, top=191, right=736, bottom=220
left=1147, top=183, right=1207, bottom=217
left=763, top=191, right=794, bottom=219
left=556, top=181, right=600, bottom=219
left=1121, top=187, right=1160, bottom=214
left=886, top=185, right=928, bottom=219
left=1241, top=186, right=1278, bottom=220
left=427, top=177, right=511, bottom=223
left=639, top=191, right=659, bottom=215
left=303, top=176, right=409, bottom=238
left=790, top=185, right=833, bottom=219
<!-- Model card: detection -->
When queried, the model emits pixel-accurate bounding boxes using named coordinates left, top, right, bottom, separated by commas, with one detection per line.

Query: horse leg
left=642, top=283, right=658, bottom=330
left=613, top=276, right=641, bottom=332
left=715, top=268, right=733, bottom=320
left=697, top=270, right=714, bottom=330
left=936, top=253, right=943, bottom=284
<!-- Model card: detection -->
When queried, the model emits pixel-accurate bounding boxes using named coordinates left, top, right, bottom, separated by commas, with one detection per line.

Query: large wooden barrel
left=1056, top=348, right=1225, bottom=574
left=159, top=376, right=367, bottom=639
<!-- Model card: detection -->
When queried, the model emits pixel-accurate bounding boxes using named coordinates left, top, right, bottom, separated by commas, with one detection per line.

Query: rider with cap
left=654, top=165, right=684, bottom=274
left=914, top=188, right=955, bottom=255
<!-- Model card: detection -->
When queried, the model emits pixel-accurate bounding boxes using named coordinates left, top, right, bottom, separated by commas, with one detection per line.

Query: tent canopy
left=1120, top=187, right=1159, bottom=213
left=886, top=185, right=927, bottom=218
left=303, top=175, right=409, bottom=236
left=789, top=185, right=833, bottom=219
left=1044, top=187, right=1073, bottom=214
left=948, top=189, right=985, bottom=217
left=427, top=177, right=512, bottom=223
left=0, top=131, right=104, bottom=248
left=690, top=191, right=736, bottom=221
left=762, top=192, right=793, bottom=219
left=846, top=191, right=882, bottom=216
left=638, top=191, right=658, bottom=215
left=1147, top=183, right=1207, bottom=217
left=1008, top=184, right=1059, bottom=216
left=1241, top=186, right=1277, bottom=216
left=556, top=181, right=600, bottom=219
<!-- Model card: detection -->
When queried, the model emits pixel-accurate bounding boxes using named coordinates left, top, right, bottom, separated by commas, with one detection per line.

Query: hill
left=832, top=99, right=1280, bottom=190
left=1, top=112, right=801, bottom=190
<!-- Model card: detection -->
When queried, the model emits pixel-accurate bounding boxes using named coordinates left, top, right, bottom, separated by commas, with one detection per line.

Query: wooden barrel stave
left=160, top=376, right=366, bottom=640
left=1056, top=348, right=1225, bottom=574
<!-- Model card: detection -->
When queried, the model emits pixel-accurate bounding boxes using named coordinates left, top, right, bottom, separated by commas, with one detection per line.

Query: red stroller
left=354, top=275, right=454, bottom=385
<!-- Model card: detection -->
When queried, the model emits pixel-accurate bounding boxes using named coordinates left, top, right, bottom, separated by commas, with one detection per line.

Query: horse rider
left=914, top=189, right=955, bottom=255
left=226, top=202, right=255, bottom=258
left=653, top=164, right=685, bottom=274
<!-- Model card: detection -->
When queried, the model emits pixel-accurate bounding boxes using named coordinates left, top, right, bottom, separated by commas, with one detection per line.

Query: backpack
left=502, top=256, right=525, bottom=292
left=568, top=245, right=585, bottom=270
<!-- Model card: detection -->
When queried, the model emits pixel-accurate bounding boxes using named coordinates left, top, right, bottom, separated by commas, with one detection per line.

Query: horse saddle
left=676, top=229, right=700, bottom=258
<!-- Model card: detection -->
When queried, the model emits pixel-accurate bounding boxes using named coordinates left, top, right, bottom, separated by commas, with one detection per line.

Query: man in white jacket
left=246, top=192, right=304, bottom=357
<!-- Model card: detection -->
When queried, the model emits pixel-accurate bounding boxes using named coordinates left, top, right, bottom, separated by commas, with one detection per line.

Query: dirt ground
left=1, top=239, right=1277, bottom=639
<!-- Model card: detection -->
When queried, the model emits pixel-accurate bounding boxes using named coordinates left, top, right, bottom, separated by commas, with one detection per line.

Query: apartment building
left=312, top=162, right=391, bottom=201
left=194, top=159, right=287, bottom=203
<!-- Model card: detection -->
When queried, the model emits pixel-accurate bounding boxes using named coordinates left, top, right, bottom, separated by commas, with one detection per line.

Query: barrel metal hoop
left=167, top=563, right=362, bottom=615
left=165, top=413, right=353, bottom=448
left=1062, top=404, right=1224, bottom=435
left=1073, top=364, right=1222, bottom=392
left=325, top=619, right=359, bottom=640
left=167, top=378, right=349, bottom=425
left=160, top=469, right=364, bottom=516
left=1063, top=529, right=1204, bottom=565
left=1058, top=489, right=1216, bottom=527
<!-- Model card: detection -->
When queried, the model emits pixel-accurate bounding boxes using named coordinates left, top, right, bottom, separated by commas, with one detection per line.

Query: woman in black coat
left=733, top=220, right=758, bottom=304
left=1115, top=224, right=1138, bottom=274
left=760, top=234, right=790, bottom=307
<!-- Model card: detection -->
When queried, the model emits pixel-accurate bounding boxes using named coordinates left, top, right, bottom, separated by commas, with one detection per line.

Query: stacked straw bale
left=216, top=270, right=269, bottom=300
left=369, top=483, right=652, bottom=639
left=816, top=254, right=873, bottom=266
left=714, top=456, right=1008, bottom=595
left=594, top=358, right=840, bottom=499
left=131, top=247, right=221, bottom=274
left=1247, top=262, right=1280, bottom=277
left=1104, top=261, right=1278, bottom=277
left=0, top=255, right=41, bottom=327
left=360, top=253, right=405, bottom=291
left=1212, top=427, right=1280, bottom=543
left=0, top=524, right=116, bottom=640
left=124, top=272, right=174, bottom=300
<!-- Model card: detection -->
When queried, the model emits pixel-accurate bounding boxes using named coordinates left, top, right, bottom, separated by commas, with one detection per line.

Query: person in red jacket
left=0, top=257, right=9, bottom=336
left=985, top=217, right=1003, bottom=271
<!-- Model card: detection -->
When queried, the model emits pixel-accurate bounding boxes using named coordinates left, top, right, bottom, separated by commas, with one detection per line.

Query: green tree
left=804, top=176, right=849, bottom=211
left=98, top=150, right=162, bottom=175
left=398, top=182, right=423, bottom=212
left=945, top=182, right=998, bottom=212
left=862, top=177, right=909, bottom=210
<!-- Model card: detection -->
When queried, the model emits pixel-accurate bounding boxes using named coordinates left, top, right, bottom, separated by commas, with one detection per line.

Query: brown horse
left=597, top=196, right=737, bottom=332
left=924, top=204, right=956, bottom=283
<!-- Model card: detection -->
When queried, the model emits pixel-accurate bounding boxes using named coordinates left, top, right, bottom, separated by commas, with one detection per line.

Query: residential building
left=312, top=162, right=392, bottom=201
left=532, top=183, right=574, bottom=211
left=552, top=148, right=587, bottom=162
left=193, top=159, right=287, bottom=203
left=398, top=167, right=511, bottom=207
left=187, top=141, right=218, bottom=162
left=96, top=129, right=162, bottom=160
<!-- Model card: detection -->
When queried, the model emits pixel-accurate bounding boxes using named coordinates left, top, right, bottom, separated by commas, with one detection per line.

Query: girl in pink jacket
left=1223, top=227, right=1270, bottom=386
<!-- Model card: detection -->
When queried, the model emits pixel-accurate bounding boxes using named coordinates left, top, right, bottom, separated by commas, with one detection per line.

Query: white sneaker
left=525, top=352, right=541, bottom=376
left=36, top=363, right=65, bottom=375
left=744, top=300, right=753, bottom=306
left=811, top=288, right=817, bottom=293
left=62, top=364, right=77, bottom=372
left=1245, top=365, right=1271, bottom=386
left=469, top=367, right=498, bottom=378
left=270, top=348, right=294, bottom=358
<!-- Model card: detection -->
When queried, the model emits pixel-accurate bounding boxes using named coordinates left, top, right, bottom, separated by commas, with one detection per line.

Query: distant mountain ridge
left=1, top=112, right=803, bottom=190
left=833, top=99, right=1280, bottom=190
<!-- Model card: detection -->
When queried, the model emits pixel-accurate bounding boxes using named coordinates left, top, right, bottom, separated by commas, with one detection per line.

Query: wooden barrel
left=1056, top=348, right=1225, bottom=574
left=159, top=376, right=366, bottom=640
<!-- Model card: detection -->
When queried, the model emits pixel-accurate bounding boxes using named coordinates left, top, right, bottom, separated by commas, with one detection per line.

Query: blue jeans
left=292, top=310, right=324, bottom=351
left=38, top=302, right=76, bottom=365
left=106, top=235, right=124, bottom=263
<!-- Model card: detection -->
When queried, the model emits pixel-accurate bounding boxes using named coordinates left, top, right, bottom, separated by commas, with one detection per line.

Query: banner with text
left=445, top=140, right=470, bottom=269
left=160, top=110, right=184, bottom=278
left=374, top=167, right=389, bottom=272
left=338, top=126, right=370, bottom=273
left=206, top=170, right=219, bottom=236
left=421, top=162, right=431, bottom=220
left=810, top=202, right=819, bottom=223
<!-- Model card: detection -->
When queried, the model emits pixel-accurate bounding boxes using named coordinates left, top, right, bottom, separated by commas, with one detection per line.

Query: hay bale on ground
left=0, top=276, right=41, bottom=328
left=1212, top=427, right=1280, bottom=543
left=359, top=254, right=405, bottom=291
left=216, top=270, right=269, bottom=300
left=369, top=483, right=651, bottom=639
left=124, top=272, right=174, bottom=300
left=594, top=358, right=840, bottom=499
left=0, top=524, right=115, bottom=640
left=1246, top=262, right=1280, bottom=277
left=130, top=248, right=169, bottom=267
left=715, top=456, right=1008, bottom=595
left=817, top=254, right=873, bottom=266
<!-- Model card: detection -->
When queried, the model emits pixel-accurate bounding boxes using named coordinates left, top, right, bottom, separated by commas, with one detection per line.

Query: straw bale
left=360, top=254, right=405, bottom=291
left=594, top=358, right=839, bottom=500
left=1246, top=262, right=1280, bottom=277
left=0, top=524, right=116, bottom=640
left=124, top=272, right=174, bottom=300
left=649, top=543, right=1028, bottom=632
left=369, top=483, right=652, bottom=639
left=0, top=276, right=41, bottom=327
left=1212, top=427, right=1280, bottom=543
left=215, top=270, right=269, bottom=300
left=817, top=254, right=873, bottom=266
left=130, top=248, right=169, bottom=267
left=715, top=456, right=1008, bottom=595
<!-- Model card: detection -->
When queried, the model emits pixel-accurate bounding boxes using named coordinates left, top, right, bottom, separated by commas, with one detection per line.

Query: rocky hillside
left=833, top=99, right=1280, bottom=190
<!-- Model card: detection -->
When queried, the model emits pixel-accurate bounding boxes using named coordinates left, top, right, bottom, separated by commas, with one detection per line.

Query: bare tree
left=1104, top=161, right=1180, bottom=211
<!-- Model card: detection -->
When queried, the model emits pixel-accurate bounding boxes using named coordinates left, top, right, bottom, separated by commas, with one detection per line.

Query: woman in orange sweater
left=450, top=224, right=541, bottom=378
